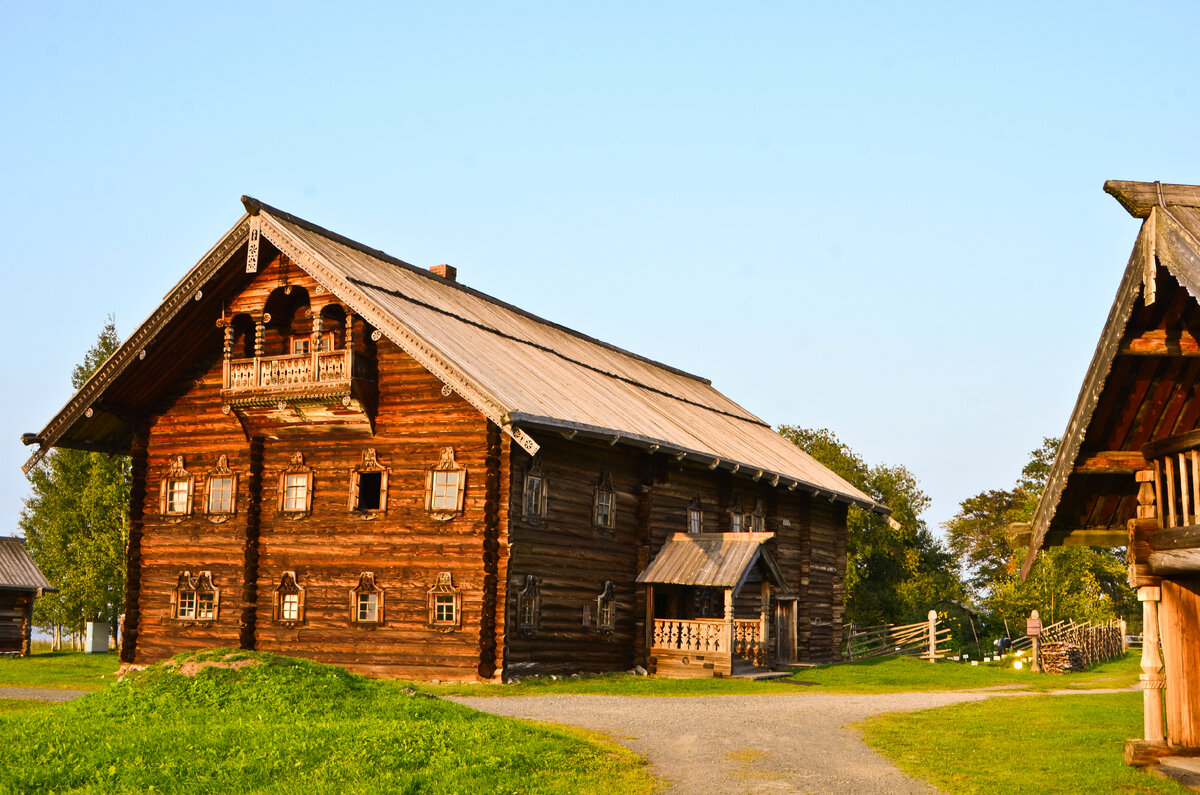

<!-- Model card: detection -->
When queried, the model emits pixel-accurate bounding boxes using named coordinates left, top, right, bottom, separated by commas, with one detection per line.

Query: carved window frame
left=350, top=572, right=384, bottom=626
left=522, top=457, right=548, bottom=521
left=272, top=571, right=306, bottom=626
left=595, top=580, right=616, bottom=634
left=160, top=456, right=195, bottom=519
left=349, top=448, right=389, bottom=517
left=425, top=447, right=466, bottom=521
left=593, top=472, right=616, bottom=533
left=204, top=455, right=238, bottom=523
left=751, top=499, right=766, bottom=533
left=516, top=574, right=541, bottom=635
left=427, top=572, right=463, bottom=632
left=687, top=496, right=703, bottom=534
left=278, top=452, right=313, bottom=518
left=730, top=497, right=745, bottom=533
left=170, top=570, right=220, bottom=624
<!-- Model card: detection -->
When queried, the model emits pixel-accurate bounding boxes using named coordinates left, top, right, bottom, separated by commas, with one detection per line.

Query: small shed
left=0, top=537, right=55, bottom=656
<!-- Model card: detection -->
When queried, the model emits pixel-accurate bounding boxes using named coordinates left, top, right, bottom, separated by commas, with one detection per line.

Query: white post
left=1140, top=586, right=1166, bottom=743
left=928, top=609, right=938, bottom=663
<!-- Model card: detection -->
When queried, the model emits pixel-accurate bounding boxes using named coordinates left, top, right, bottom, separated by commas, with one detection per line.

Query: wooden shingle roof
left=23, top=197, right=884, bottom=513
left=0, top=537, right=54, bottom=592
left=1022, top=181, right=1200, bottom=578
left=635, top=532, right=788, bottom=594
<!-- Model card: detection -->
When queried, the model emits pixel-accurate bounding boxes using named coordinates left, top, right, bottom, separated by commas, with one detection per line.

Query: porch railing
left=223, top=349, right=352, bottom=392
left=732, top=619, right=766, bottom=667
left=653, top=618, right=726, bottom=652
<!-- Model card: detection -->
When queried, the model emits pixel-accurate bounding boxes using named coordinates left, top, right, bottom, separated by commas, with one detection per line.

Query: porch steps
left=730, top=658, right=790, bottom=680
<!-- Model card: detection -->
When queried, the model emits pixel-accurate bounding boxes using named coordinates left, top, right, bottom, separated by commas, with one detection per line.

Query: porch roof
left=636, top=533, right=788, bottom=595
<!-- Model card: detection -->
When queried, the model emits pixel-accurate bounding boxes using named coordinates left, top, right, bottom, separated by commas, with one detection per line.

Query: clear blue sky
left=3, top=2, right=1199, bottom=536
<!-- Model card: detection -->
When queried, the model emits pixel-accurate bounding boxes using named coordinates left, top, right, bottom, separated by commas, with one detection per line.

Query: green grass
left=425, top=653, right=1142, bottom=697
left=858, top=691, right=1186, bottom=794
left=0, top=650, right=120, bottom=691
left=0, top=648, right=656, bottom=794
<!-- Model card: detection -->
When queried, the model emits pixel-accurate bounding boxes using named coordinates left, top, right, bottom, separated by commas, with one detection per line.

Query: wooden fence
left=842, top=612, right=949, bottom=661
left=1037, top=619, right=1125, bottom=674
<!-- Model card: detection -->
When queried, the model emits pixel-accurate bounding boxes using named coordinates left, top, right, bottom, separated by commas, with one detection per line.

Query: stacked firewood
left=1039, top=641, right=1087, bottom=674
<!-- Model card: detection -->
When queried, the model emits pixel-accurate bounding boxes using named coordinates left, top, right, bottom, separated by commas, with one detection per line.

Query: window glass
left=207, top=476, right=234, bottom=513
left=167, top=479, right=190, bottom=514
left=177, top=591, right=196, bottom=619
left=293, top=339, right=310, bottom=355
left=431, top=471, right=460, bottom=511
left=524, top=475, right=544, bottom=516
left=731, top=512, right=743, bottom=533
left=595, top=489, right=614, bottom=528
left=282, top=593, right=300, bottom=621
left=357, top=592, right=378, bottom=622
left=284, top=473, right=308, bottom=512
left=688, top=507, right=702, bottom=534
left=434, top=593, right=456, bottom=623
left=196, top=591, right=215, bottom=620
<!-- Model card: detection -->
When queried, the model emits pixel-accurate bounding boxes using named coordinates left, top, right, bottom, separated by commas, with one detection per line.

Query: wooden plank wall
left=505, top=438, right=849, bottom=673
left=0, top=591, right=34, bottom=655
left=135, top=262, right=508, bottom=680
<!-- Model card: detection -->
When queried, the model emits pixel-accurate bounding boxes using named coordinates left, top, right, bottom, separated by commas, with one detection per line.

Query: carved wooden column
left=760, top=580, right=771, bottom=664
left=724, top=587, right=734, bottom=657
left=1141, top=585, right=1166, bottom=743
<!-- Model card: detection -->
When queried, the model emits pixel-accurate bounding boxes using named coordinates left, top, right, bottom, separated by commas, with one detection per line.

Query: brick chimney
left=430, top=264, right=457, bottom=282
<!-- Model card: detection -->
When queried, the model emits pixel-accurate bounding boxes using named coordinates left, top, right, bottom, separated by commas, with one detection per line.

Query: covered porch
left=637, top=532, right=791, bottom=678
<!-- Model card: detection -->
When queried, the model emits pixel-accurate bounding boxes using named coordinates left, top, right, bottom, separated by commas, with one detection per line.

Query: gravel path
left=451, top=689, right=1129, bottom=794
left=0, top=686, right=90, bottom=702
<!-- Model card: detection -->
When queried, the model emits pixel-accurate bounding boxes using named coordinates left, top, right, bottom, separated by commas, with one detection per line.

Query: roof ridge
left=242, top=195, right=712, bottom=386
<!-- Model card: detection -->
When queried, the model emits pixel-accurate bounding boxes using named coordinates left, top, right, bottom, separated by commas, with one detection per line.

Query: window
left=278, top=453, right=313, bottom=517
left=516, top=574, right=540, bottom=634
left=293, top=338, right=310, bottom=355
left=751, top=500, right=766, bottom=533
left=596, top=581, right=616, bottom=633
left=730, top=498, right=744, bottom=533
left=523, top=457, right=547, bottom=519
left=687, top=496, right=703, bottom=534
left=160, top=456, right=194, bottom=517
left=204, top=455, right=237, bottom=521
left=350, top=572, right=384, bottom=625
left=427, top=572, right=462, bottom=631
left=594, top=473, right=615, bottom=531
left=350, top=448, right=388, bottom=514
left=425, top=447, right=466, bottom=520
left=272, top=571, right=305, bottom=625
left=171, top=571, right=219, bottom=622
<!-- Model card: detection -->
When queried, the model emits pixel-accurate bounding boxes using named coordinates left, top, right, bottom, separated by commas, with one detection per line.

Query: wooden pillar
left=20, top=593, right=33, bottom=657
left=478, top=421, right=502, bottom=680
left=928, top=609, right=938, bottom=663
left=760, top=580, right=770, bottom=663
left=645, top=584, right=655, bottom=658
left=1160, top=578, right=1200, bottom=747
left=119, top=421, right=149, bottom=664
left=724, top=587, right=734, bottom=655
left=240, top=436, right=264, bottom=650
left=1140, top=585, right=1166, bottom=744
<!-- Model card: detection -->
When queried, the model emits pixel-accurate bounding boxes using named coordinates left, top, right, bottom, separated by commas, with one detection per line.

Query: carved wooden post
left=311, top=312, right=322, bottom=378
left=1141, top=586, right=1166, bottom=743
left=220, top=320, right=232, bottom=388
left=928, top=609, right=938, bottom=663
left=760, top=580, right=770, bottom=665
left=254, top=316, right=266, bottom=387
left=724, top=587, right=734, bottom=656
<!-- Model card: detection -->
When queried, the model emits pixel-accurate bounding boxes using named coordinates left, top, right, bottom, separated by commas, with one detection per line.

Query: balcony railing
left=223, top=349, right=352, bottom=393
left=1142, top=431, right=1200, bottom=529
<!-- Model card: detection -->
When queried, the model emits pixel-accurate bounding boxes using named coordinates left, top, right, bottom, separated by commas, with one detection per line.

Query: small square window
left=427, top=572, right=462, bottom=631
left=431, top=470, right=459, bottom=511
left=284, top=473, right=308, bottom=512
left=207, top=476, right=234, bottom=514
left=356, top=471, right=383, bottom=511
left=177, top=590, right=196, bottom=619
left=281, top=593, right=300, bottom=621
left=166, top=479, right=190, bottom=514
left=434, top=593, right=456, bottom=623
left=197, top=591, right=215, bottom=620
left=293, top=338, right=311, bottom=355
left=357, top=592, right=378, bottom=623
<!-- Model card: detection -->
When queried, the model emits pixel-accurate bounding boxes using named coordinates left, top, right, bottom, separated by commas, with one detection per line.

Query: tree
left=944, top=438, right=1135, bottom=629
left=20, top=317, right=129, bottom=647
left=778, top=426, right=966, bottom=627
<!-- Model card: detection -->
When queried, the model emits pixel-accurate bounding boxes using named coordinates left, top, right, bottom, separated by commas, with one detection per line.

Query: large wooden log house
left=1023, top=181, right=1200, bottom=761
left=22, top=197, right=885, bottom=680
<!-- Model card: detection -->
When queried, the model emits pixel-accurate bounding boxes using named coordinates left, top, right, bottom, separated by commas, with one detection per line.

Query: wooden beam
left=1073, top=451, right=1147, bottom=474
left=1011, top=524, right=1126, bottom=548
left=1106, top=180, right=1200, bottom=219
left=1119, top=329, right=1200, bottom=357
left=1149, top=525, right=1200, bottom=552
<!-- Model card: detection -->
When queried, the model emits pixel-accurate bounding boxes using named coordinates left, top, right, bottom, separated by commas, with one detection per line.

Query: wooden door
left=775, top=599, right=797, bottom=664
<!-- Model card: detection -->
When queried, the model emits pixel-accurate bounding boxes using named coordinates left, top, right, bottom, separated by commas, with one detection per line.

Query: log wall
left=0, top=591, right=35, bottom=656
left=133, top=262, right=508, bottom=680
